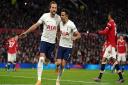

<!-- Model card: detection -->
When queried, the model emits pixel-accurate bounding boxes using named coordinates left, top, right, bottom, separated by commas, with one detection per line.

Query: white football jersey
left=59, top=20, right=78, bottom=48
left=37, top=13, right=61, bottom=43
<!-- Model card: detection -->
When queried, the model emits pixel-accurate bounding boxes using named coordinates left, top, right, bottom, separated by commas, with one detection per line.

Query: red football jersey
left=117, top=40, right=126, bottom=53
left=8, top=37, right=18, bottom=54
left=98, top=19, right=117, bottom=48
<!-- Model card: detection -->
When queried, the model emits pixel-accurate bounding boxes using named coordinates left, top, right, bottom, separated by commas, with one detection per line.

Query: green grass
left=0, top=69, right=128, bottom=85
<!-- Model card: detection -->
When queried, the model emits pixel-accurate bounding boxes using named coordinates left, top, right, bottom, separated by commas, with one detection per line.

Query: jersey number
left=9, top=42, right=15, bottom=47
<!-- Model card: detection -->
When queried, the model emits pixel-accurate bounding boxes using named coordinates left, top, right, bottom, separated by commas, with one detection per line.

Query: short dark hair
left=49, top=1, right=57, bottom=8
left=108, top=11, right=115, bottom=19
left=61, top=8, right=70, bottom=16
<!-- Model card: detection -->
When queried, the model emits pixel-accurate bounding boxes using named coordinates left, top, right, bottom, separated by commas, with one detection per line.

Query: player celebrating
left=6, top=35, right=18, bottom=71
left=55, top=9, right=81, bottom=85
left=94, top=12, right=124, bottom=83
left=117, top=35, right=127, bottom=73
left=19, top=1, right=60, bottom=85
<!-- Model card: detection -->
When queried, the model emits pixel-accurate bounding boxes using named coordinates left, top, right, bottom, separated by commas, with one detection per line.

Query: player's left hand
left=19, top=33, right=27, bottom=38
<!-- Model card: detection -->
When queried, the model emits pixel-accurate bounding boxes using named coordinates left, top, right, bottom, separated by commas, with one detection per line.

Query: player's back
left=8, top=38, right=18, bottom=54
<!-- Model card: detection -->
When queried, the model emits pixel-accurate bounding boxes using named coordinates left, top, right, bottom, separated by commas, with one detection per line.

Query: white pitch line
left=0, top=75, right=109, bottom=85
left=0, top=84, right=34, bottom=85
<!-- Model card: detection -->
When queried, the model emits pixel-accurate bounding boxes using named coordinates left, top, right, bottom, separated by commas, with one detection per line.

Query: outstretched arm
left=19, top=23, right=40, bottom=37
left=98, top=22, right=111, bottom=35
left=98, top=27, right=109, bottom=35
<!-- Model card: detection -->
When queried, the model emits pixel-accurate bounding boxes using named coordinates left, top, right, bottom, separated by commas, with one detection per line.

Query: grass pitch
left=0, top=69, right=128, bottom=85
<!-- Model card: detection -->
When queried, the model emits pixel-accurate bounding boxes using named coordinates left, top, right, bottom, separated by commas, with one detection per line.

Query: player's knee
left=39, top=57, right=45, bottom=63
left=56, top=59, right=61, bottom=65
left=101, top=58, right=106, bottom=63
left=61, top=62, right=66, bottom=68
left=114, top=60, right=119, bottom=64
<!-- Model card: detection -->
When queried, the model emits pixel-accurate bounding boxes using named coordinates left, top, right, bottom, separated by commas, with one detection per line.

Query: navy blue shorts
left=39, top=41, right=55, bottom=60
left=57, top=46, right=72, bottom=61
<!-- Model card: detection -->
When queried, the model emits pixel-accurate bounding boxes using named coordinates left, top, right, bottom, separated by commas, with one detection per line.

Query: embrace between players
left=10, top=1, right=125, bottom=85
left=18, top=1, right=80, bottom=85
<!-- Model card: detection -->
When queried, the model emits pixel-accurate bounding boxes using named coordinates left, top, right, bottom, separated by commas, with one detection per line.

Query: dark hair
left=49, top=1, right=57, bottom=8
left=61, top=8, right=70, bottom=16
left=108, top=11, right=115, bottom=19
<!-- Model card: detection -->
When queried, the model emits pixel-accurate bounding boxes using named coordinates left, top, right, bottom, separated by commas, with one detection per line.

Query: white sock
left=37, top=57, right=45, bottom=81
left=57, top=66, right=63, bottom=81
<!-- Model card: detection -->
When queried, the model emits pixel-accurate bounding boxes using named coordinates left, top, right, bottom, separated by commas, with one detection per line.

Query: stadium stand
left=0, top=0, right=128, bottom=65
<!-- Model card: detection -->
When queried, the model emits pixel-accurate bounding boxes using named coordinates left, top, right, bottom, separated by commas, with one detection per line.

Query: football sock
left=7, top=62, right=11, bottom=70
left=12, top=63, right=16, bottom=70
left=37, top=57, right=44, bottom=81
left=115, top=64, right=123, bottom=79
left=115, top=64, right=120, bottom=70
left=98, top=64, right=105, bottom=79
left=98, top=73, right=103, bottom=79
left=57, top=65, right=63, bottom=81
left=118, top=72, right=123, bottom=79
left=122, top=65, right=125, bottom=72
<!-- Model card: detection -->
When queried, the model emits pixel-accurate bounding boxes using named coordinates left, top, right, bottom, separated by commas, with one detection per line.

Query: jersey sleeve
left=98, top=22, right=111, bottom=35
left=37, top=14, right=45, bottom=24
left=71, top=22, right=78, bottom=32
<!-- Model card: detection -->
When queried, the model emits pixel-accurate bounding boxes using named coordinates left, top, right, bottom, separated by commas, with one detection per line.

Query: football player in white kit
left=19, top=1, right=60, bottom=85
left=55, top=9, right=81, bottom=85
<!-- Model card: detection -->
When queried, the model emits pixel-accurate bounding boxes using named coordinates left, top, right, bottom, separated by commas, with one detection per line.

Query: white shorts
left=103, top=45, right=116, bottom=59
left=117, top=53, right=126, bottom=62
left=8, top=53, right=16, bottom=62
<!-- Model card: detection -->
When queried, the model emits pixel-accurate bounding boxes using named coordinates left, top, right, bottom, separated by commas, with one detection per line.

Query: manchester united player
left=117, top=35, right=127, bottom=73
left=6, top=35, right=18, bottom=71
left=94, top=12, right=124, bottom=83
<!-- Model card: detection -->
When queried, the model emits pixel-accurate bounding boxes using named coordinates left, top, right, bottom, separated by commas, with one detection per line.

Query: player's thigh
left=39, top=41, right=48, bottom=54
left=57, top=46, right=64, bottom=59
left=12, top=53, right=16, bottom=62
left=63, top=48, right=72, bottom=61
left=122, top=53, right=126, bottom=62
left=111, top=47, right=116, bottom=59
left=117, top=54, right=122, bottom=62
left=47, top=43, right=55, bottom=58
left=103, top=46, right=111, bottom=59
left=8, top=53, right=12, bottom=62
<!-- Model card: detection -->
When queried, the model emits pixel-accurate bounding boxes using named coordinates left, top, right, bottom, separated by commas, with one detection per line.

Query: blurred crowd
left=1, top=29, right=127, bottom=65
left=0, top=29, right=104, bottom=64
left=1, top=0, right=128, bottom=33
left=0, top=0, right=128, bottom=64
